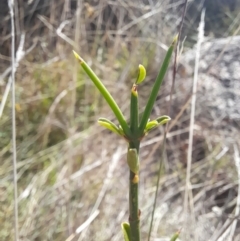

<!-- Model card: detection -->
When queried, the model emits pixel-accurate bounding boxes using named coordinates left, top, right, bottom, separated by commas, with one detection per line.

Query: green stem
left=129, top=141, right=140, bottom=241
left=130, top=84, right=139, bottom=136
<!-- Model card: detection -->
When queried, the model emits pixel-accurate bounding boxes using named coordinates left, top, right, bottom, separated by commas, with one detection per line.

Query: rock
left=176, top=35, right=240, bottom=132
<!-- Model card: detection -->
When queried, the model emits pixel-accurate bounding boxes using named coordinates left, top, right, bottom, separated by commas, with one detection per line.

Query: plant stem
left=130, top=84, right=139, bottom=136
left=129, top=141, right=140, bottom=241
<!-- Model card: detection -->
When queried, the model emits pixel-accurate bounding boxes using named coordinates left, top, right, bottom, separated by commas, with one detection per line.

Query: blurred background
left=1, top=0, right=240, bottom=240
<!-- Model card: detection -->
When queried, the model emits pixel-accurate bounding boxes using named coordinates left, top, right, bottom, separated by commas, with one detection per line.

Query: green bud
left=156, top=115, right=171, bottom=125
left=127, top=148, right=139, bottom=174
left=144, top=116, right=171, bottom=134
left=121, top=222, right=131, bottom=241
left=145, top=120, right=158, bottom=132
left=98, top=118, right=122, bottom=136
left=135, top=64, right=146, bottom=84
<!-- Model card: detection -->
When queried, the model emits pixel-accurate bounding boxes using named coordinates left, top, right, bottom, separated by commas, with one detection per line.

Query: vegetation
left=73, top=35, right=176, bottom=241
left=1, top=0, right=240, bottom=240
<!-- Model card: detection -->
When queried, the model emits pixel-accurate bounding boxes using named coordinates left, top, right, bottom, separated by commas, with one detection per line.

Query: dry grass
left=1, top=0, right=240, bottom=240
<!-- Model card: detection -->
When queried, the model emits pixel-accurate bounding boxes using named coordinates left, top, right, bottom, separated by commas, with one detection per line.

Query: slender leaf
left=73, top=51, right=131, bottom=137
left=139, top=35, right=177, bottom=134
left=170, top=230, right=180, bottom=241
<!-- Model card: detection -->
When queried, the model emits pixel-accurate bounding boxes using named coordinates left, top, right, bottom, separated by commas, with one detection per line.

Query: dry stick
left=66, top=1, right=82, bottom=235
left=0, top=33, right=25, bottom=118
left=65, top=147, right=123, bottom=241
left=0, top=33, right=36, bottom=118
left=65, top=210, right=100, bottom=241
left=117, top=0, right=186, bottom=34
left=206, top=23, right=240, bottom=74
left=147, top=129, right=167, bottom=241
left=168, top=19, right=240, bottom=225
left=168, top=0, right=189, bottom=118
left=90, top=1, right=104, bottom=56
left=228, top=144, right=240, bottom=241
left=184, top=9, right=205, bottom=241
left=224, top=12, right=240, bottom=37
left=61, top=0, right=71, bottom=21
left=8, top=0, right=19, bottom=240
left=147, top=1, right=189, bottom=240
left=37, top=14, right=75, bottom=47
left=72, top=0, right=82, bottom=123
left=145, top=21, right=239, bottom=240
left=79, top=147, right=123, bottom=241
left=212, top=216, right=238, bottom=241
left=145, top=23, right=240, bottom=156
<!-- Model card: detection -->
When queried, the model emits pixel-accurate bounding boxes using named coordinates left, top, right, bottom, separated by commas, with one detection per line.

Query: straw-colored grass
left=1, top=1, right=240, bottom=240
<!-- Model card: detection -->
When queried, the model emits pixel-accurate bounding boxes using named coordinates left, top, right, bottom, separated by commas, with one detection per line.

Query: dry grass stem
left=184, top=9, right=205, bottom=241
left=79, top=147, right=123, bottom=241
left=1, top=1, right=240, bottom=240
left=7, top=0, right=19, bottom=240
left=228, top=144, right=240, bottom=240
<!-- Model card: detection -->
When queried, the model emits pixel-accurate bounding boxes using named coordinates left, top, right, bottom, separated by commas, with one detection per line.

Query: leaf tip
left=72, top=50, right=83, bottom=63
left=172, top=34, right=178, bottom=45
left=156, top=115, right=171, bottom=125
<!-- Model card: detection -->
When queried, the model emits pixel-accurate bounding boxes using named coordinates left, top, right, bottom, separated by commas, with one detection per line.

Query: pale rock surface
left=176, top=35, right=240, bottom=134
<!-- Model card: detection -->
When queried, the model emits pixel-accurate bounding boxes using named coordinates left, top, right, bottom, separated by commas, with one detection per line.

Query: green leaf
left=170, top=230, right=180, bottom=241
left=139, top=35, right=177, bottom=135
left=121, top=222, right=131, bottom=241
left=98, top=118, right=123, bottom=136
left=73, top=50, right=131, bottom=137
left=135, top=64, right=146, bottom=85
left=127, top=149, right=139, bottom=174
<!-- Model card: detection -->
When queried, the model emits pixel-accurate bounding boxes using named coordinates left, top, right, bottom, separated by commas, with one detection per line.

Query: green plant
left=73, top=35, right=177, bottom=241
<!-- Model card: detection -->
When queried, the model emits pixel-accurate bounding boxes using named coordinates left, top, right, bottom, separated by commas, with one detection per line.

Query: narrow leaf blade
left=170, top=230, right=180, bottom=241
left=73, top=51, right=131, bottom=137
left=139, top=36, right=177, bottom=134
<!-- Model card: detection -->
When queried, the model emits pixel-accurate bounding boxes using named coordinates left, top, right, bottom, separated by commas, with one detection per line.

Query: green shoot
left=73, top=35, right=177, bottom=241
